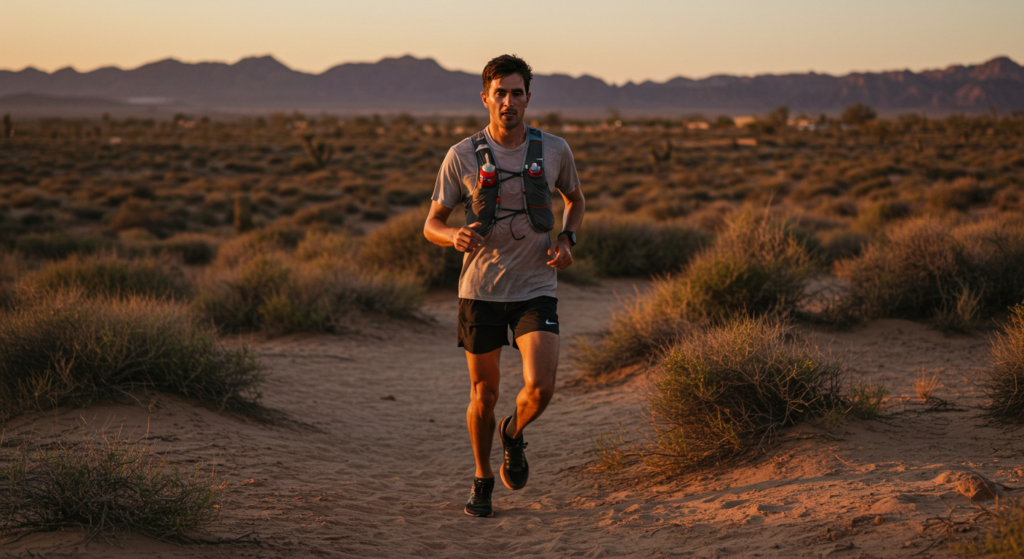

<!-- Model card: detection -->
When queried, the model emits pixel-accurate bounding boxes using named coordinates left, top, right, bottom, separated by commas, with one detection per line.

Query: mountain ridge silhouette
left=1, top=55, right=1021, bottom=113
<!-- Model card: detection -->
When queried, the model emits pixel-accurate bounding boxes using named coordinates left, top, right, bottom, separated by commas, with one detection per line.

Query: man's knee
left=470, top=383, right=499, bottom=410
left=524, top=379, right=554, bottom=407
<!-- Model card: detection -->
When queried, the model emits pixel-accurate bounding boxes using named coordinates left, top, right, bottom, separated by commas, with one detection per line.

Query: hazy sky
left=3, top=0, right=1022, bottom=84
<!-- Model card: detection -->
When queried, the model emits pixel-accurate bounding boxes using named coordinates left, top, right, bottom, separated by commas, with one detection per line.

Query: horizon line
left=1, top=53, right=1017, bottom=87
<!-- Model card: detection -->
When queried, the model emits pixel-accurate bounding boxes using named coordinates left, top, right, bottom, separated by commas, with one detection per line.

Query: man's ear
left=480, top=91, right=487, bottom=107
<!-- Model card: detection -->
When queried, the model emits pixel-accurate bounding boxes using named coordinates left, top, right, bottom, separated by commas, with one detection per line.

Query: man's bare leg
left=504, top=331, right=558, bottom=439
left=466, top=347, right=502, bottom=479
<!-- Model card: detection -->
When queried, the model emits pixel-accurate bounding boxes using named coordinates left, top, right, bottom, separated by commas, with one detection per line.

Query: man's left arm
left=546, top=185, right=585, bottom=269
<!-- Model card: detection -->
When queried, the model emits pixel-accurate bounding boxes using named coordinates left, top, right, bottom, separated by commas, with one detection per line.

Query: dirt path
left=5, top=280, right=1022, bottom=558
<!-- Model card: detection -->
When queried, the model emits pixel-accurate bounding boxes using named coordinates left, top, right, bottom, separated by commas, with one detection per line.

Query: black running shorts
left=457, top=296, right=559, bottom=354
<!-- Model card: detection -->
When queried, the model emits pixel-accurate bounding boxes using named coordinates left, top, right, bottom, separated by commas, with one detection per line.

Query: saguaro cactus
left=2, top=113, right=11, bottom=138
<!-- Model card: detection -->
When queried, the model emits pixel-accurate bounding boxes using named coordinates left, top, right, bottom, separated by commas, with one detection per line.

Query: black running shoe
left=464, top=477, right=494, bottom=517
left=498, top=415, right=529, bottom=490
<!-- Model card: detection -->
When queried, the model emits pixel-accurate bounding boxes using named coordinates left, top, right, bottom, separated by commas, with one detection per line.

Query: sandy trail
left=5, top=280, right=1022, bottom=558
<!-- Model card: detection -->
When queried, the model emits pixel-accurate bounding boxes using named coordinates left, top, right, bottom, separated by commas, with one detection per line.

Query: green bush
left=571, top=213, right=708, bottom=277
left=838, top=218, right=1024, bottom=323
left=645, top=316, right=844, bottom=470
left=0, top=290, right=261, bottom=423
left=18, top=255, right=189, bottom=300
left=986, top=303, right=1024, bottom=422
left=357, top=207, right=462, bottom=288
left=193, top=254, right=423, bottom=335
left=1, top=429, right=218, bottom=541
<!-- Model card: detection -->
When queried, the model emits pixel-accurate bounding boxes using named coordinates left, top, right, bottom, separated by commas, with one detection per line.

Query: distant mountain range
left=1, top=55, right=1022, bottom=115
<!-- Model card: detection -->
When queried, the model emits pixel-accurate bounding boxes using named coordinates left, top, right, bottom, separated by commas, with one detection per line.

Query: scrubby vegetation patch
left=1, top=428, right=218, bottom=542
left=643, top=316, right=845, bottom=470
left=986, top=303, right=1024, bottom=422
left=575, top=211, right=817, bottom=381
left=838, top=218, right=1024, bottom=326
left=0, top=290, right=261, bottom=423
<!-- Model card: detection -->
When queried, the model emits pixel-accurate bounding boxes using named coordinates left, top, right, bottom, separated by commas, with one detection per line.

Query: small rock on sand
left=933, top=471, right=1005, bottom=501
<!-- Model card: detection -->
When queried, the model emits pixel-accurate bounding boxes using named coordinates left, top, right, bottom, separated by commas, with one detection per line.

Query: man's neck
left=486, top=121, right=527, bottom=150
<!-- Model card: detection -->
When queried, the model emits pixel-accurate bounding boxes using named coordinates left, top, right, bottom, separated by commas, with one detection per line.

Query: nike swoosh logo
left=545, top=319, right=557, bottom=325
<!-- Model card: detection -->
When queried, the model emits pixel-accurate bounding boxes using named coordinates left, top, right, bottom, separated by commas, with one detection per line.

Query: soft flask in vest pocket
left=469, top=153, right=500, bottom=235
left=522, top=153, right=555, bottom=233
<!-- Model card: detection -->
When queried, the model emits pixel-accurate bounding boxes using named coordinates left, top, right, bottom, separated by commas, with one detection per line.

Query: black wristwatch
left=558, top=230, right=576, bottom=246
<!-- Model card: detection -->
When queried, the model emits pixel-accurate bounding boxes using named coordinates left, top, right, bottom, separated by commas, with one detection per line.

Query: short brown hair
left=482, top=55, right=533, bottom=94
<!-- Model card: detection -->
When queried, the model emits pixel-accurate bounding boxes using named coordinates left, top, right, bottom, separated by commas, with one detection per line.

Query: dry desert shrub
left=816, top=229, right=869, bottom=263
left=0, top=289, right=261, bottom=423
left=928, top=177, right=991, bottom=213
left=852, top=199, right=911, bottom=234
left=18, top=254, right=190, bottom=301
left=986, top=303, right=1024, bottom=422
left=155, top=232, right=219, bottom=265
left=847, top=382, right=888, bottom=418
left=193, top=253, right=422, bottom=335
left=952, top=498, right=1024, bottom=558
left=575, top=211, right=817, bottom=381
left=0, top=427, right=218, bottom=542
left=12, top=231, right=114, bottom=260
left=294, top=229, right=353, bottom=261
left=357, top=206, right=462, bottom=288
left=0, top=252, right=27, bottom=309
left=570, top=213, right=708, bottom=277
left=106, top=198, right=184, bottom=238
left=640, top=316, right=845, bottom=471
left=837, top=217, right=1024, bottom=327
left=212, top=224, right=304, bottom=268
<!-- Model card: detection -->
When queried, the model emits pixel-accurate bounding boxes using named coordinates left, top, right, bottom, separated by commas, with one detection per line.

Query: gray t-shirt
left=432, top=128, right=580, bottom=302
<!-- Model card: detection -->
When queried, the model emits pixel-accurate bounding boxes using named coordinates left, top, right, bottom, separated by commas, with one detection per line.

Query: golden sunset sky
left=4, top=0, right=1022, bottom=83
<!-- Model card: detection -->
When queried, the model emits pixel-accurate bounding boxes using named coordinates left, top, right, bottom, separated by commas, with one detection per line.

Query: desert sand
left=4, top=278, right=1021, bottom=558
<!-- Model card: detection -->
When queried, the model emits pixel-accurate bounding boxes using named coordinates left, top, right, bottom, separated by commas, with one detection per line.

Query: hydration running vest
left=465, top=126, right=555, bottom=239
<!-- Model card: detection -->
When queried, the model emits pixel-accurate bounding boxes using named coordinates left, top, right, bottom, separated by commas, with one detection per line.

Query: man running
left=423, top=54, right=585, bottom=518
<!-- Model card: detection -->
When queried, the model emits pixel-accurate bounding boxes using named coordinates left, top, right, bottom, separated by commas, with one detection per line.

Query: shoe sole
left=498, top=416, right=528, bottom=491
left=464, top=508, right=494, bottom=518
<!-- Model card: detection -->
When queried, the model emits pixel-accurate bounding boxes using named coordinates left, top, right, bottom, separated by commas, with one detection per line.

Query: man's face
left=481, top=73, right=531, bottom=131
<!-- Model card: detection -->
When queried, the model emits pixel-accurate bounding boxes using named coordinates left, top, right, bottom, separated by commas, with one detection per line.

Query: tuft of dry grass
left=0, top=426, right=218, bottom=542
left=915, top=368, right=940, bottom=402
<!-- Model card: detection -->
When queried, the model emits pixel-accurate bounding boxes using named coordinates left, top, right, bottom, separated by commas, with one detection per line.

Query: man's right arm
left=424, top=201, right=484, bottom=253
